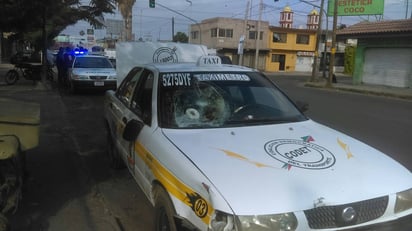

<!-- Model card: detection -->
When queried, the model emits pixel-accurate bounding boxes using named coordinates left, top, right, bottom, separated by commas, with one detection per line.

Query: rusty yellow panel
left=0, top=98, right=40, bottom=151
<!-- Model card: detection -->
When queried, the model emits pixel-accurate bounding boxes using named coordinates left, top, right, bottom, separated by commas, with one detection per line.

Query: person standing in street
left=61, top=47, right=73, bottom=87
left=55, top=47, right=65, bottom=86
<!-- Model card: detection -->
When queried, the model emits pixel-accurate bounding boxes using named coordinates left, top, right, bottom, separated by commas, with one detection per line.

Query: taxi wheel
left=154, top=186, right=177, bottom=231
left=107, top=130, right=125, bottom=169
left=0, top=214, right=9, bottom=231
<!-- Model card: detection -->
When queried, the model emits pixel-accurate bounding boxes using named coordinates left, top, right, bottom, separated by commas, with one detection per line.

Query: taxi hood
left=162, top=120, right=412, bottom=215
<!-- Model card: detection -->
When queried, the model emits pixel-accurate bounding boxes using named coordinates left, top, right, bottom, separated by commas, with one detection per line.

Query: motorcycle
left=4, top=62, right=54, bottom=85
left=0, top=98, right=40, bottom=230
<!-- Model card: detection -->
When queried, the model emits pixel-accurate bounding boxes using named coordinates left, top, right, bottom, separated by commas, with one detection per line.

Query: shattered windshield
left=159, top=72, right=306, bottom=128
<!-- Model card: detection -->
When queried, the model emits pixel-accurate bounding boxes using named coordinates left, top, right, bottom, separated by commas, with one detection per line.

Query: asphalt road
left=268, top=74, right=412, bottom=171
left=5, top=74, right=412, bottom=230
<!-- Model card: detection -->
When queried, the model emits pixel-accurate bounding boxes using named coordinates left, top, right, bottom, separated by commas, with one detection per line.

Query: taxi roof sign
left=197, top=55, right=222, bottom=66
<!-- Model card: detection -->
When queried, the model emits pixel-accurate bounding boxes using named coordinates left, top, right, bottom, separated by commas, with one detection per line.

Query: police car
left=104, top=43, right=412, bottom=231
left=68, top=52, right=117, bottom=92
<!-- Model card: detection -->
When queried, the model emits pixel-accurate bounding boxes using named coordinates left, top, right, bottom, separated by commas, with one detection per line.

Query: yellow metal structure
left=0, top=98, right=40, bottom=152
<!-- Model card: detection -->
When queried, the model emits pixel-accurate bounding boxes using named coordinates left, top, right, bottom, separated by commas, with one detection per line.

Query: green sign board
left=327, top=0, right=384, bottom=16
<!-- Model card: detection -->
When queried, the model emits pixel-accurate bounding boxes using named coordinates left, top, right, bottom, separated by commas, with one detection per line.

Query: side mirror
left=295, top=100, right=309, bottom=113
left=123, top=119, right=144, bottom=141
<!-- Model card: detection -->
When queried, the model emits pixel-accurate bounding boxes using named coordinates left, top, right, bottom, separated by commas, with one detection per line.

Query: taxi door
left=106, top=67, right=142, bottom=166
left=117, top=69, right=155, bottom=195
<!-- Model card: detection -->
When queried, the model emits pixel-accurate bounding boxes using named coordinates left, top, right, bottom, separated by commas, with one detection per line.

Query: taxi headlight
left=209, top=210, right=297, bottom=231
left=238, top=213, right=297, bottom=231
left=395, top=188, right=412, bottom=213
left=210, top=210, right=235, bottom=231
left=108, top=75, right=117, bottom=80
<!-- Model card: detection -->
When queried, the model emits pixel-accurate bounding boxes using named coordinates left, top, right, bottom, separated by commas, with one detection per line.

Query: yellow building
left=266, top=27, right=317, bottom=72
left=189, top=6, right=319, bottom=72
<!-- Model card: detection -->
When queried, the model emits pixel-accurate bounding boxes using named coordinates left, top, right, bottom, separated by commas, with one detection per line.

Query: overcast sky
left=62, top=0, right=411, bottom=41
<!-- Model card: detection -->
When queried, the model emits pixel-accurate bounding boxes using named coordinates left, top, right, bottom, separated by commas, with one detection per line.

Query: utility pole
left=157, top=2, right=202, bottom=43
left=254, top=0, right=263, bottom=69
left=172, top=17, right=175, bottom=41
left=326, top=0, right=338, bottom=87
left=300, top=0, right=329, bottom=79
left=239, top=0, right=250, bottom=66
left=308, top=0, right=325, bottom=82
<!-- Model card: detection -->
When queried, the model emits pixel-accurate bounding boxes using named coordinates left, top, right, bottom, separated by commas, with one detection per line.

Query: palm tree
left=117, top=0, right=136, bottom=41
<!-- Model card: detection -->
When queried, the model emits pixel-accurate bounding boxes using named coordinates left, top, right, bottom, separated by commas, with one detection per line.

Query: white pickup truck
left=103, top=42, right=412, bottom=231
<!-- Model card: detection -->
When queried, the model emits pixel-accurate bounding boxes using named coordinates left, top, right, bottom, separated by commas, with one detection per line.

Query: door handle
left=110, top=102, right=121, bottom=112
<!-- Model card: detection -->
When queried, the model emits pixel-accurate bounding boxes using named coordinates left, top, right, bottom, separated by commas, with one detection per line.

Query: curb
left=304, top=82, right=412, bottom=101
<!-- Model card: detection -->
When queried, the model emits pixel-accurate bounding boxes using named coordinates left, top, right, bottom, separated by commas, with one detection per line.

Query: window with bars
left=271, top=54, right=281, bottom=62
left=249, top=31, right=263, bottom=40
left=296, top=34, right=310, bottom=44
left=211, top=28, right=218, bottom=38
left=216, top=28, right=233, bottom=38
left=273, top=32, right=287, bottom=43
left=191, top=31, right=199, bottom=40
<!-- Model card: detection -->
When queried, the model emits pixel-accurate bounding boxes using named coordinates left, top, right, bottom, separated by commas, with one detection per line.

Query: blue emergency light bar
left=73, top=48, right=88, bottom=56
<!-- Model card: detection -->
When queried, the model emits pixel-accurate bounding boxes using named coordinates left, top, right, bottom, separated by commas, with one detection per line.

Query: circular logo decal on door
left=264, top=139, right=336, bottom=170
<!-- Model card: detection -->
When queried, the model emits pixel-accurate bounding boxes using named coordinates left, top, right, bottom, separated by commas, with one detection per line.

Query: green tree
left=344, top=46, right=356, bottom=75
left=1, top=0, right=115, bottom=41
left=0, top=0, right=115, bottom=79
left=173, top=32, right=188, bottom=43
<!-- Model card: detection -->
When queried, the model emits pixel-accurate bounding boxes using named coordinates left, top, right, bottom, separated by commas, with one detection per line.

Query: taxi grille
left=90, top=76, right=108, bottom=80
left=304, top=196, right=388, bottom=229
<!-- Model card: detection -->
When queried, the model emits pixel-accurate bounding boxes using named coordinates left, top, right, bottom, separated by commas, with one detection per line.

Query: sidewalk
left=305, top=74, right=412, bottom=101
left=266, top=71, right=412, bottom=101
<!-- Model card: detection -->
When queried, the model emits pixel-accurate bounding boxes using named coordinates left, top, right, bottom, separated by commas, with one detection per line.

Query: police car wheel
left=107, top=129, right=125, bottom=169
left=154, top=186, right=177, bottom=231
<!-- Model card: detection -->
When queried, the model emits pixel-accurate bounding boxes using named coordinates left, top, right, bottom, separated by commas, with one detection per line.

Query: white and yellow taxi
left=104, top=54, right=412, bottom=231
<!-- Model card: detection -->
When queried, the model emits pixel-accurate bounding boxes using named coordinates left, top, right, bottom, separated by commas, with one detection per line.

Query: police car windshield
left=159, top=72, right=306, bottom=128
left=73, top=56, right=113, bottom=68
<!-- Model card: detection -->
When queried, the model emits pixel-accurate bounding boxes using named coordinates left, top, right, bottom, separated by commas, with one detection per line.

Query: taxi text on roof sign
left=197, top=56, right=222, bottom=66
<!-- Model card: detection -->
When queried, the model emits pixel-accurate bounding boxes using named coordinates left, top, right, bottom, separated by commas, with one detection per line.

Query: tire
left=154, top=186, right=177, bottom=231
left=0, top=151, right=23, bottom=215
left=106, top=128, right=125, bottom=169
left=5, top=70, right=19, bottom=85
left=0, top=214, right=9, bottom=231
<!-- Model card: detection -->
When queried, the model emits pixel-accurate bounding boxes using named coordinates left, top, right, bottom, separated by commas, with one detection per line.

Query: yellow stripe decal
left=134, top=142, right=214, bottom=224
